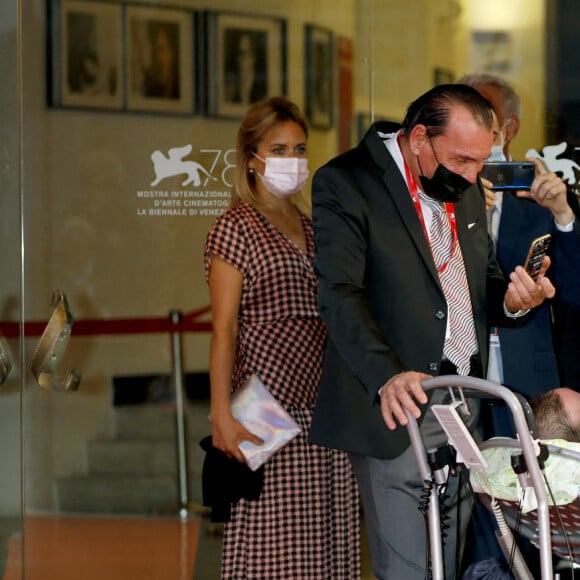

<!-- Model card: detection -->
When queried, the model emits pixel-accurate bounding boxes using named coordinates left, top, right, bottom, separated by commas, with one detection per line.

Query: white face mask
left=253, top=154, right=309, bottom=198
left=486, top=145, right=507, bottom=162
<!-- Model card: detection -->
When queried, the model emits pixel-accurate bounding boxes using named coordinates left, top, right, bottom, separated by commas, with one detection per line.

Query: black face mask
left=419, top=163, right=472, bottom=203
left=418, top=138, right=472, bottom=203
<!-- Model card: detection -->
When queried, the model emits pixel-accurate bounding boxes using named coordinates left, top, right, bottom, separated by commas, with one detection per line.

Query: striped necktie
left=422, top=193, right=478, bottom=375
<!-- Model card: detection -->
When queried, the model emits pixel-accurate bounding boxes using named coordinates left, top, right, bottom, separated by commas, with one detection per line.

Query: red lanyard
left=403, top=159, right=458, bottom=274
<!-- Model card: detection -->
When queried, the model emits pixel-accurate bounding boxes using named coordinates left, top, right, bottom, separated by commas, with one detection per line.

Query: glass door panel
left=0, top=0, right=23, bottom=578
left=15, top=0, right=578, bottom=578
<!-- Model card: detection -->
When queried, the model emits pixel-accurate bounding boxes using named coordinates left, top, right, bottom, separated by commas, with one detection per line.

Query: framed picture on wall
left=205, top=12, right=287, bottom=118
left=304, top=24, right=334, bottom=129
left=470, top=31, right=513, bottom=75
left=126, top=6, right=195, bottom=114
left=48, top=0, right=124, bottom=110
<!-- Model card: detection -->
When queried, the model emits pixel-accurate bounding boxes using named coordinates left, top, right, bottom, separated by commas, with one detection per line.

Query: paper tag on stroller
left=231, top=374, right=301, bottom=471
left=432, top=402, right=488, bottom=471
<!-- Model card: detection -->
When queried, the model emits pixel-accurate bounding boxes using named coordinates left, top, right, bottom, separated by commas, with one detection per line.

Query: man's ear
left=505, top=115, right=520, bottom=146
left=408, top=124, right=428, bottom=156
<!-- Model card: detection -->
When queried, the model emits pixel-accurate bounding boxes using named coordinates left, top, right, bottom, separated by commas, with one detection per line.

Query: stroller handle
left=424, top=380, right=540, bottom=439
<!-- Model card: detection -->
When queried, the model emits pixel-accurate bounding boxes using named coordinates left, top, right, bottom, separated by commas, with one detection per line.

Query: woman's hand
left=211, top=412, right=264, bottom=464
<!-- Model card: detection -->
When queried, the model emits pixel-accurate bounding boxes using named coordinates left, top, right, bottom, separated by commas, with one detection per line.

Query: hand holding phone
left=523, top=234, right=551, bottom=281
left=480, top=162, right=536, bottom=191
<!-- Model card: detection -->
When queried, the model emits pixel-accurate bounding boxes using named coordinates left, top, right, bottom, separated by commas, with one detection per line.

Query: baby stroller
left=405, top=375, right=578, bottom=580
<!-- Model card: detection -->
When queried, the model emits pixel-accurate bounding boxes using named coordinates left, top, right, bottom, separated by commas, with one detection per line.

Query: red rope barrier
left=0, top=306, right=212, bottom=339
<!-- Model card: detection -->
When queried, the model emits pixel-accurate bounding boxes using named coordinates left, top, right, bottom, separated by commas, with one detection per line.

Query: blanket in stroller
left=470, top=438, right=580, bottom=513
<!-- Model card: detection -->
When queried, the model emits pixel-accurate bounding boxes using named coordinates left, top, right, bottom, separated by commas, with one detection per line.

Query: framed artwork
left=304, top=24, right=334, bottom=129
left=469, top=31, right=513, bottom=75
left=48, top=0, right=124, bottom=110
left=126, top=6, right=194, bottom=114
left=205, top=12, right=287, bottom=118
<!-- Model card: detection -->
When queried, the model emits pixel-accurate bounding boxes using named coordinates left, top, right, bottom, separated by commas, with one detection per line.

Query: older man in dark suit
left=309, top=84, right=555, bottom=580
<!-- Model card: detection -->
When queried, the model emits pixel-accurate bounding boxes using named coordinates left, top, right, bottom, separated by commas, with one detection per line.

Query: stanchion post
left=170, top=309, right=189, bottom=520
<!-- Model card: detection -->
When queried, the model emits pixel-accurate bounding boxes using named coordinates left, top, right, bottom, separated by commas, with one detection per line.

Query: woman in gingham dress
left=204, top=96, right=360, bottom=579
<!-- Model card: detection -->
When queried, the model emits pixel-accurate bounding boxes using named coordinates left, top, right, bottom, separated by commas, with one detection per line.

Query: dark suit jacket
left=494, top=192, right=580, bottom=399
left=309, top=122, right=514, bottom=460
left=553, top=301, right=580, bottom=389
left=552, top=191, right=580, bottom=390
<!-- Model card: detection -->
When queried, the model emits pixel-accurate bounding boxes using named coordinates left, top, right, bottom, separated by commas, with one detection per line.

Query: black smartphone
left=523, top=234, right=551, bottom=281
left=480, top=162, right=536, bottom=190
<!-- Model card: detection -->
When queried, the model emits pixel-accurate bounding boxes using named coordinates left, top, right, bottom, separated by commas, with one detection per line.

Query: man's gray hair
left=531, top=390, right=580, bottom=442
left=458, top=73, right=522, bottom=120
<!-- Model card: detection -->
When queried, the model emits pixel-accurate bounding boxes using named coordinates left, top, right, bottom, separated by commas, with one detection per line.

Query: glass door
left=8, top=0, right=578, bottom=578
left=0, top=0, right=23, bottom=577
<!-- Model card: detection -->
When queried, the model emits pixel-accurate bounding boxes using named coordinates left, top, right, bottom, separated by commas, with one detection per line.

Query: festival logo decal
left=136, top=144, right=235, bottom=217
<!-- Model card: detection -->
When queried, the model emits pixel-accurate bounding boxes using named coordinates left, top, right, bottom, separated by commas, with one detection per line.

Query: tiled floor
left=3, top=514, right=199, bottom=580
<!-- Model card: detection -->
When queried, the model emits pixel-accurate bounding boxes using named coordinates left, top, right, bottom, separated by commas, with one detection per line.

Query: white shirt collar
left=379, top=129, right=406, bottom=181
left=379, top=128, right=437, bottom=229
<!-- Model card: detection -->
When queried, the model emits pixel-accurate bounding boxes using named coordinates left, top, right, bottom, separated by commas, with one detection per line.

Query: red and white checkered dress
left=205, top=202, right=360, bottom=579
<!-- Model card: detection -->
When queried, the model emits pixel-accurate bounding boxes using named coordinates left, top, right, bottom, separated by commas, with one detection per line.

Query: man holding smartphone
left=309, top=84, right=556, bottom=580
left=460, top=74, right=580, bottom=436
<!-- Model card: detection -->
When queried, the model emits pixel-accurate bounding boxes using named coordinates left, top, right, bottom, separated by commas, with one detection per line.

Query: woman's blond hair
left=231, top=96, right=309, bottom=210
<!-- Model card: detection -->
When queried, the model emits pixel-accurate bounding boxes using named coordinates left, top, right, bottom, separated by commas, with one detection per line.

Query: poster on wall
left=48, top=0, right=124, bottom=110
left=469, top=31, right=514, bottom=76
left=125, top=6, right=195, bottom=114
left=304, top=24, right=334, bottom=129
left=205, top=12, right=287, bottom=119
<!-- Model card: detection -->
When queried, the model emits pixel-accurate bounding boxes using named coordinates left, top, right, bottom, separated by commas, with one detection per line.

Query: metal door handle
left=0, top=335, right=11, bottom=385
left=30, top=290, right=81, bottom=391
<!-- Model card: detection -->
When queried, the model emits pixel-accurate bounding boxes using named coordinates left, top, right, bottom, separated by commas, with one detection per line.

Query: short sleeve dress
left=204, top=202, right=360, bottom=579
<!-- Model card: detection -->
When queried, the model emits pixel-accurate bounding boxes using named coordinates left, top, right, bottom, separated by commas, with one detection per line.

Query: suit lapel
left=364, top=125, right=441, bottom=286
left=455, top=190, right=481, bottom=276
